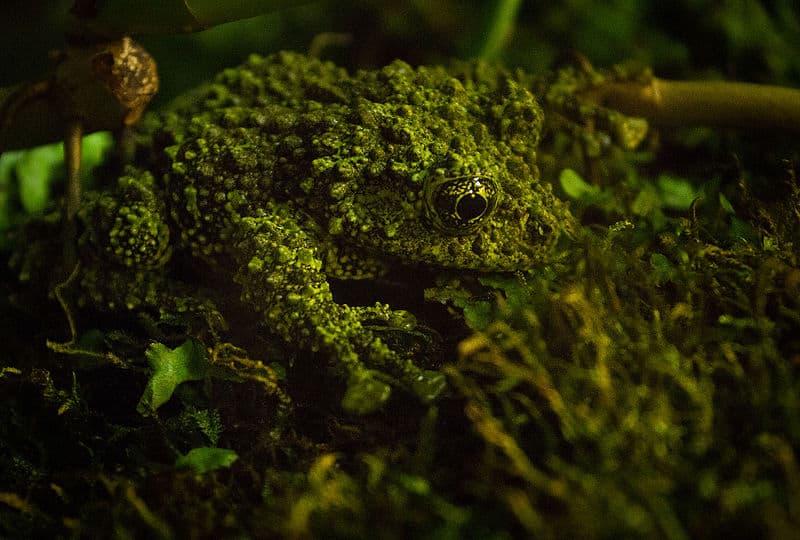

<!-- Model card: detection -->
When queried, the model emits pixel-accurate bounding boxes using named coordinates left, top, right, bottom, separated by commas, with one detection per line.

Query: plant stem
left=479, top=0, right=523, bottom=61
left=600, top=78, right=800, bottom=132
left=62, top=119, right=82, bottom=268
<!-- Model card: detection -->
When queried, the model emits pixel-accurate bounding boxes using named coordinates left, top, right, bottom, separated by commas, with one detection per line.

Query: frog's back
left=150, top=52, right=350, bottom=145
left=142, top=51, right=569, bottom=271
left=138, top=53, right=355, bottom=256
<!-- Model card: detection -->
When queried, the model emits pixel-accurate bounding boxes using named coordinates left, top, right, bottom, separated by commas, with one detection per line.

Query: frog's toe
left=411, top=370, right=447, bottom=403
left=341, top=371, right=392, bottom=414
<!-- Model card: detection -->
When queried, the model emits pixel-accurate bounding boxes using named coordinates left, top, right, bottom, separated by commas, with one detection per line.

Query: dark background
left=1, top=1, right=798, bottom=105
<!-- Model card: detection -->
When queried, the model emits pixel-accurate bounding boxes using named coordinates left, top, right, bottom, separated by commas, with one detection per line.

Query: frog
left=30, top=51, right=582, bottom=414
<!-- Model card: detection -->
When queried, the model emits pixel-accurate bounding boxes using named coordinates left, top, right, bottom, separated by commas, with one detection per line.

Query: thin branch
left=599, top=77, right=800, bottom=132
left=63, top=119, right=83, bottom=268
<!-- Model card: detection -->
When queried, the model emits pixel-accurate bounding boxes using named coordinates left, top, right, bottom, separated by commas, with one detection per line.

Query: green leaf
left=559, top=168, right=599, bottom=200
left=649, top=253, right=676, bottom=286
left=656, top=174, right=697, bottom=210
left=477, top=0, right=523, bottom=60
left=718, top=193, right=736, bottom=214
left=462, top=299, right=494, bottom=331
left=175, top=447, right=239, bottom=474
left=137, top=339, right=209, bottom=415
left=79, top=132, right=115, bottom=188
left=15, top=144, right=62, bottom=213
left=631, top=184, right=660, bottom=217
left=0, top=132, right=113, bottom=233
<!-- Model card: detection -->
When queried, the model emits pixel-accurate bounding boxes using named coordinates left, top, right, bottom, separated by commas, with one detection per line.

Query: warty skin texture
left=75, top=51, right=575, bottom=413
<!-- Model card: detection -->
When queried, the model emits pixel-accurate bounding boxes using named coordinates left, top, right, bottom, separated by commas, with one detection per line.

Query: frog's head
left=305, top=60, right=574, bottom=271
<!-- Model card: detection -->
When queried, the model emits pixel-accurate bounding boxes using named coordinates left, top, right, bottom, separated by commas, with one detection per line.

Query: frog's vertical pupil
left=425, top=175, right=500, bottom=235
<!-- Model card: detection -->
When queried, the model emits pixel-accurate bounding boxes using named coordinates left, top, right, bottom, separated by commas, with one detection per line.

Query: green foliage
left=714, top=0, right=800, bottom=81
left=476, top=0, right=523, bottom=61
left=558, top=167, right=618, bottom=210
left=649, top=252, right=678, bottom=285
left=5, top=144, right=61, bottom=214
left=559, top=167, right=598, bottom=200
left=444, top=219, right=800, bottom=537
left=175, top=447, right=239, bottom=473
left=656, top=174, right=697, bottom=210
left=137, top=339, right=209, bottom=415
left=186, top=407, right=223, bottom=445
left=268, top=453, right=474, bottom=539
left=0, top=132, right=112, bottom=242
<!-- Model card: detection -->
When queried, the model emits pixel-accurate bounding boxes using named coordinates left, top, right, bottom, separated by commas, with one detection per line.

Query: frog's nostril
left=525, top=216, right=552, bottom=242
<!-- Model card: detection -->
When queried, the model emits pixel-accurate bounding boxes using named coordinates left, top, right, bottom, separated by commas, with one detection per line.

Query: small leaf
left=16, top=144, right=62, bottom=212
left=656, top=174, right=696, bottom=210
left=137, top=339, right=208, bottom=415
left=559, top=168, right=599, bottom=200
left=632, top=185, right=660, bottom=217
left=175, top=447, right=238, bottom=474
left=649, top=253, right=676, bottom=285
left=718, top=193, right=735, bottom=214
left=0, top=132, right=114, bottom=234
left=462, top=299, right=493, bottom=331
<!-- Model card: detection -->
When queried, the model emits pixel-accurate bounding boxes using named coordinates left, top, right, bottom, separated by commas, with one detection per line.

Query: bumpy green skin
left=79, top=51, right=575, bottom=413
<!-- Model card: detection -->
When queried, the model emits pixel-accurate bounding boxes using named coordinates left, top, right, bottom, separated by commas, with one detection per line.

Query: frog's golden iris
left=424, top=175, right=499, bottom=235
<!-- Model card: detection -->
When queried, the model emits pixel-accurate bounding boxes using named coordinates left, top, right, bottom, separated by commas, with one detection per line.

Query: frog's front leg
left=76, top=169, right=226, bottom=337
left=229, top=208, right=445, bottom=414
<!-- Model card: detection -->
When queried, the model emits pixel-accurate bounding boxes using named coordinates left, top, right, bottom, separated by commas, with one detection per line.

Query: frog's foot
left=71, top=168, right=227, bottom=336
left=312, top=304, right=447, bottom=413
left=232, top=214, right=446, bottom=413
left=348, top=304, right=447, bottom=404
left=75, top=261, right=229, bottom=339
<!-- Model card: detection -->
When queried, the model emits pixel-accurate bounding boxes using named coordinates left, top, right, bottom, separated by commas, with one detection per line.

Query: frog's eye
left=425, top=176, right=500, bottom=235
